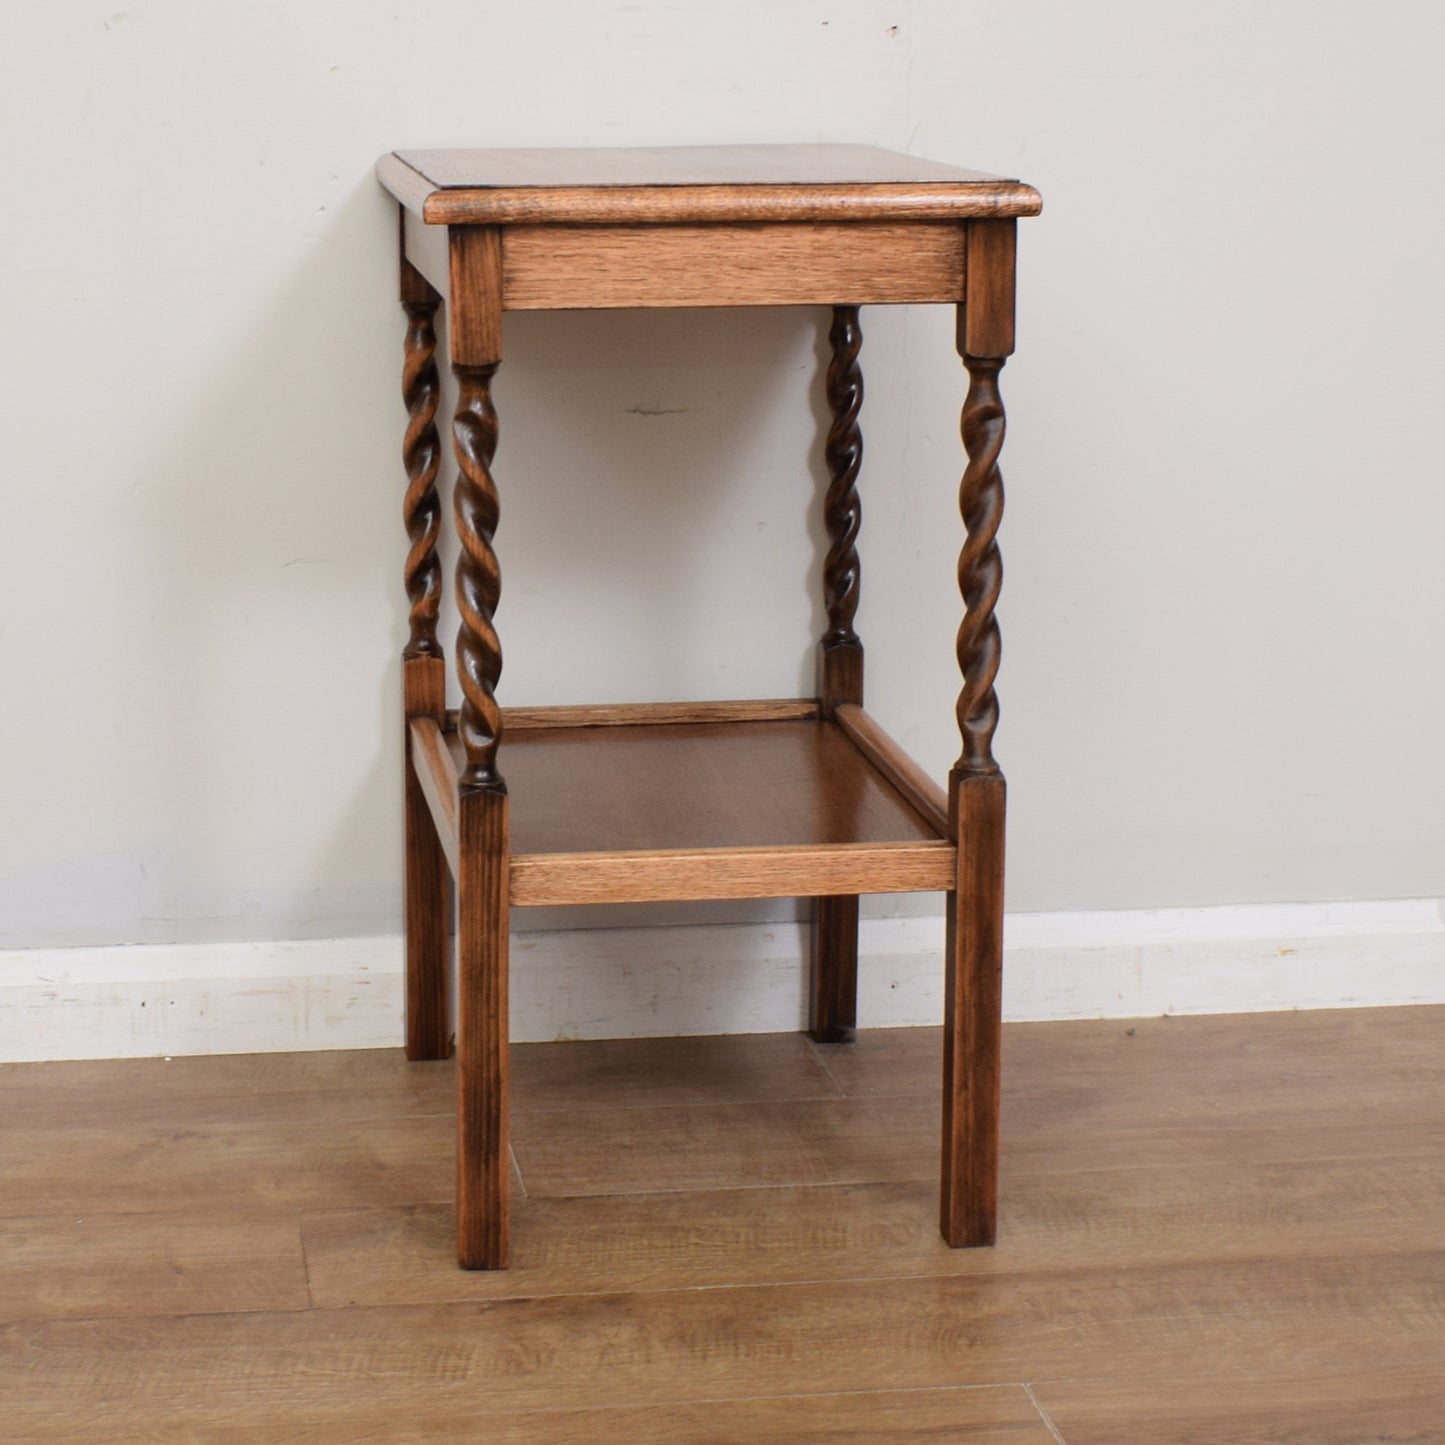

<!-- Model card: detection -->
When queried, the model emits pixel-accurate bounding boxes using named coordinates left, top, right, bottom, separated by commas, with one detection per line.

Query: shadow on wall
left=4, top=179, right=845, bottom=949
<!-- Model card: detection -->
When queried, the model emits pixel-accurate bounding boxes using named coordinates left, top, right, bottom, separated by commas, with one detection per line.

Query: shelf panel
left=428, top=716, right=954, bottom=907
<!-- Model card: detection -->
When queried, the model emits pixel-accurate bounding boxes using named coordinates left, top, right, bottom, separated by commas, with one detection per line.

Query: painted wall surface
left=2, top=2, right=1442, bottom=950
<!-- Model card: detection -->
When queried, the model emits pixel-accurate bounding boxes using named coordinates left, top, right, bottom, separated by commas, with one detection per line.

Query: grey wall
left=2, top=0, right=1441, bottom=950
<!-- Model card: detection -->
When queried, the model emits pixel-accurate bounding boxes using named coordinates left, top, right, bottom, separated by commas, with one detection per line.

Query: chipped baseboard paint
left=1, top=898, right=1441, bottom=1062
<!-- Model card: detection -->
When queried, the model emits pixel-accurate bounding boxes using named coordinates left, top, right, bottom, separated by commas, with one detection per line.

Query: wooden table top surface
left=378, top=143, right=1041, bottom=226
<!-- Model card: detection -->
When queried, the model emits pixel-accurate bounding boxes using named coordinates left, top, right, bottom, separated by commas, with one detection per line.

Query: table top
left=378, top=144, right=1041, bottom=226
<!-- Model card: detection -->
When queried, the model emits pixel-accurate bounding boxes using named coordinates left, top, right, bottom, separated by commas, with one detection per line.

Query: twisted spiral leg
left=453, top=364, right=505, bottom=790
left=955, top=355, right=1006, bottom=776
left=811, top=307, right=865, bottom=1042
left=402, top=299, right=443, bottom=659
left=823, top=306, right=863, bottom=650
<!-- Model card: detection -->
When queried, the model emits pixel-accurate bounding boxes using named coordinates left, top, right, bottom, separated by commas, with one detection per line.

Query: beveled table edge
left=376, top=150, right=1043, bottom=226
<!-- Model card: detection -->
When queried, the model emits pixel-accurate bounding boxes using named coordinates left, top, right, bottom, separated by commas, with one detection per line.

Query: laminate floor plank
left=0, top=1115, right=455, bottom=1218
left=509, top=1087, right=1445, bottom=1200
left=510, top=1030, right=843, bottom=1111
left=2, top=1006, right=1441, bottom=1439
left=3, top=1255, right=1440, bottom=1433
left=0, top=1049, right=455, bottom=1132
left=403, top=1385, right=1056, bottom=1444
left=0, top=1212, right=309, bottom=1324
left=0, top=1032, right=838, bottom=1133
left=1032, top=1364, right=1445, bottom=1444
left=303, top=1145, right=1445, bottom=1309
left=511, top=1097, right=851, bottom=1195
left=818, top=1010, right=1445, bottom=1116
left=57, top=1386, right=1055, bottom=1444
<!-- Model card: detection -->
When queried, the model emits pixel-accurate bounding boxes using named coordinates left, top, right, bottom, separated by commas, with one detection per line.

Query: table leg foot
left=809, top=894, right=859, bottom=1043
left=456, top=786, right=510, bottom=1270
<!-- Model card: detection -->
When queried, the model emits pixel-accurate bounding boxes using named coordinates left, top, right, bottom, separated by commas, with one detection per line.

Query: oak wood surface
left=0, top=1213, right=309, bottom=1325
left=941, top=774, right=1006, bottom=1247
left=383, top=142, right=1037, bottom=1271
left=1032, top=1367, right=1445, bottom=1445
left=508, top=840, right=954, bottom=908
left=447, top=226, right=502, bottom=366
left=2, top=1008, right=1441, bottom=1437
left=399, top=143, right=1024, bottom=190
left=960, top=218, right=1018, bottom=360
left=426, top=713, right=954, bottom=902
left=0, top=1115, right=456, bottom=1218
left=812, top=304, right=866, bottom=1043
left=809, top=893, right=859, bottom=1042
left=455, top=786, right=510, bottom=1268
left=470, top=718, right=943, bottom=856
left=403, top=662, right=451, bottom=1058
left=379, top=144, right=1043, bottom=226
left=499, top=698, right=820, bottom=730
left=834, top=703, right=950, bottom=836
left=500, top=221, right=966, bottom=309
left=401, top=204, right=449, bottom=302
left=450, top=363, right=504, bottom=786
left=398, top=272, right=449, bottom=1062
left=0, top=1048, right=454, bottom=1132
left=402, top=1387, right=1056, bottom=1444
left=5, top=1257, right=1440, bottom=1431
left=407, top=715, right=459, bottom=875
left=509, top=1030, right=841, bottom=1112
left=818, top=303, right=865, bottom=716
left=302, top=1149, right=1445, bottom=1311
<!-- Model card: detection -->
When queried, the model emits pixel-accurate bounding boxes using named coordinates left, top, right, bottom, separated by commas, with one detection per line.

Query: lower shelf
left=410, top=702, right=956, bottom=907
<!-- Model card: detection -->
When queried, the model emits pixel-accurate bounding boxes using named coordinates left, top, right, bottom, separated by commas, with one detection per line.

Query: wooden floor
left=2, top=1007, right=1443, bottom=1441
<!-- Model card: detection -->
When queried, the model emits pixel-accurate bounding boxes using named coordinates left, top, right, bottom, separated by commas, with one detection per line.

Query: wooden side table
left=377, top=145, right=1041, bottom=1269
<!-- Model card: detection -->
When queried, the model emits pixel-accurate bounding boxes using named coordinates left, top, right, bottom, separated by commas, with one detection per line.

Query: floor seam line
left=1023, top=1382, right=1069, bottom=1444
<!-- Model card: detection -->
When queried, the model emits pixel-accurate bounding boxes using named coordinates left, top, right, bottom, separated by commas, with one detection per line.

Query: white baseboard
left=1, top=898, right=1441, bottom=1062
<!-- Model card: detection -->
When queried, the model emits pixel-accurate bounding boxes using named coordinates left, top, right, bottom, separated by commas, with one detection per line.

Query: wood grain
left=400, top=301, right=444, bottom=661
left=401, top=203, right=449, bottom=302
left=509, top=840, right=954, bottom=907
left=403, top=660, right=451, bottom=1059
left=509, top=1031, right=840, bottom=1113
left=501, top=222, right=966, bottom=309
left=414, top=1386, right=1056, bottom=1444
left=376, top=152, right=436, bottom=218
left=1033, top=1366, right=1445, bottom=1445
left=399, top=143, right=1027, bottom=190
left=818, top=303, right=866, bottom=713
left=506, top=1095, right=932, bottom=1198
left=954, top=357, right=1007, bottom=778
left=2, top=1007, right=1441, bottom=1437
left=450, top=362, right=504, bottom=786
left=499, top=698, right=818, bottom=730
left=0, top=1115, right=456, bottom=1218
left=5, top=1256, right=1440, bottom=1429
left=941, top=774, right=1006, bottom=1247
left=810, top=893, right=859, bottom=1043
left=959, top=219, right=1018, bottom=360
left=812, top=304, right=866, bottom=1043
left=398, top=261, right=448, bottom=1063
left=447, top=226, right=502, bottom=366
left=0, top=1213, right=309, bottom=1325
left=302, top=1149, right=1445, bottom=1310
left=378, top=141, right=1040, bottom=1276
left=378, top=144, right=1042, bottom=225
left=456, top=786, right=510, bottom=1269
left=813, top=1008, right=1445, bottom=1104
left=0, top=1048, right=455, bottom=1133
left=471, top=718, right=944, bottom=857
left=407, top=715, right=459, bottom=876
left=834, top=703, right=950, bottom=837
